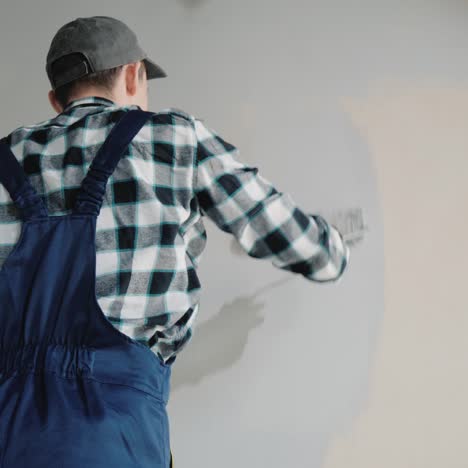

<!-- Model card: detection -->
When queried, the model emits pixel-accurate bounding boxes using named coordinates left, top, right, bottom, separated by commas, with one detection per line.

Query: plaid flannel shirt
left=0, top=96, right=350, bottom=366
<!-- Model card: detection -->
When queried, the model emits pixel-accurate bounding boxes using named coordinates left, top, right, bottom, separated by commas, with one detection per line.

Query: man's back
left=0, top=95, right=349, bottom=366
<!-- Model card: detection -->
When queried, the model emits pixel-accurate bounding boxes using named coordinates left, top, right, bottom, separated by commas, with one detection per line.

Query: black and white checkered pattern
left=0, top=96, right=349, bottom=365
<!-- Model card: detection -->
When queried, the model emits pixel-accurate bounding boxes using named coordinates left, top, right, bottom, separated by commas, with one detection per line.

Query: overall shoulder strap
left=0, top=138, right=48, bottom=221
left=73, top=109, right=153, bottom=216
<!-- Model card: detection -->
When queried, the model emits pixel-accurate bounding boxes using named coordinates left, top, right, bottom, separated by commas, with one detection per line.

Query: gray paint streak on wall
left=172, top=105, right=382, bottom=467
left=0, top=1, right=387, bottom=467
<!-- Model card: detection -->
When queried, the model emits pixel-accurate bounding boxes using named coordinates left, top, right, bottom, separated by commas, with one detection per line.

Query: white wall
left=1, top=1, right=465, bottom=467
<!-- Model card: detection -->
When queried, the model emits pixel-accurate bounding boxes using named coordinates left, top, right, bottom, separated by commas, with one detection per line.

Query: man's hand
left=317, top=207, right=368, bottom=248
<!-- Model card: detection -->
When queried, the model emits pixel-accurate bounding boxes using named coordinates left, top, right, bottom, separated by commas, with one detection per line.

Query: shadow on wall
left=170, top=275, right=295, bottom=389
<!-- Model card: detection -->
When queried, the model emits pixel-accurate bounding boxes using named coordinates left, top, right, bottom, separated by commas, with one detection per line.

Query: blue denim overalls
left=0, top=109, right=174, bottom=468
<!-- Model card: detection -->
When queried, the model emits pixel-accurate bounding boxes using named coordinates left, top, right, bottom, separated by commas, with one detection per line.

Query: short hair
left=51, top=53, right=146, bottom=109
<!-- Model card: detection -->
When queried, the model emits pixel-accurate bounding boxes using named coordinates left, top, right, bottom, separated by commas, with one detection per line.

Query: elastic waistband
left=0, top=341, right=172, bottom=405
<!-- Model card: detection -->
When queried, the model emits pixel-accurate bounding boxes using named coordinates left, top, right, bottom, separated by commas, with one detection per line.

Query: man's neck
left=67, top=89, right=115, bottom=104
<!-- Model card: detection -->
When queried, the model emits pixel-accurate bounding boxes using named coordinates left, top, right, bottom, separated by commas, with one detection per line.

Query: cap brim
left=143, top=58, right=167, bottom=79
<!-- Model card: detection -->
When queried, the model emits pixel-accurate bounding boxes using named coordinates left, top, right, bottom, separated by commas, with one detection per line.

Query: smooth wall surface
left=0, top=1, right=465, bottom=467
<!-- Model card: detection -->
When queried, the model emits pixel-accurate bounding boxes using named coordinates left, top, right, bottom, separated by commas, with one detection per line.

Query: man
left=0, top=15, right=361, bottom=468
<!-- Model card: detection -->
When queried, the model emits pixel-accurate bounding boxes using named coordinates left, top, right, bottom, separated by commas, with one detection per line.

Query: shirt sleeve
left=191, top=117, right=350, bottom=283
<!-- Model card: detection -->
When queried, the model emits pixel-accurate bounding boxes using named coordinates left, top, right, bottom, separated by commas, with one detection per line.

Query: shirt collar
left=62, top=96, right=117, bottom=112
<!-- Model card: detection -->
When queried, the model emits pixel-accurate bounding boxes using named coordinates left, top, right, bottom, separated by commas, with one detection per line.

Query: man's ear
left=124, top=62, right=139, bottom=97
left=48, top=90, right=63, bottom=114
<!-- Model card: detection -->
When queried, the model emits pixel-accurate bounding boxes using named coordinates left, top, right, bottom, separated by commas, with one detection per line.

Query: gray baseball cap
left=46, top=16, right=167, bottom=90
